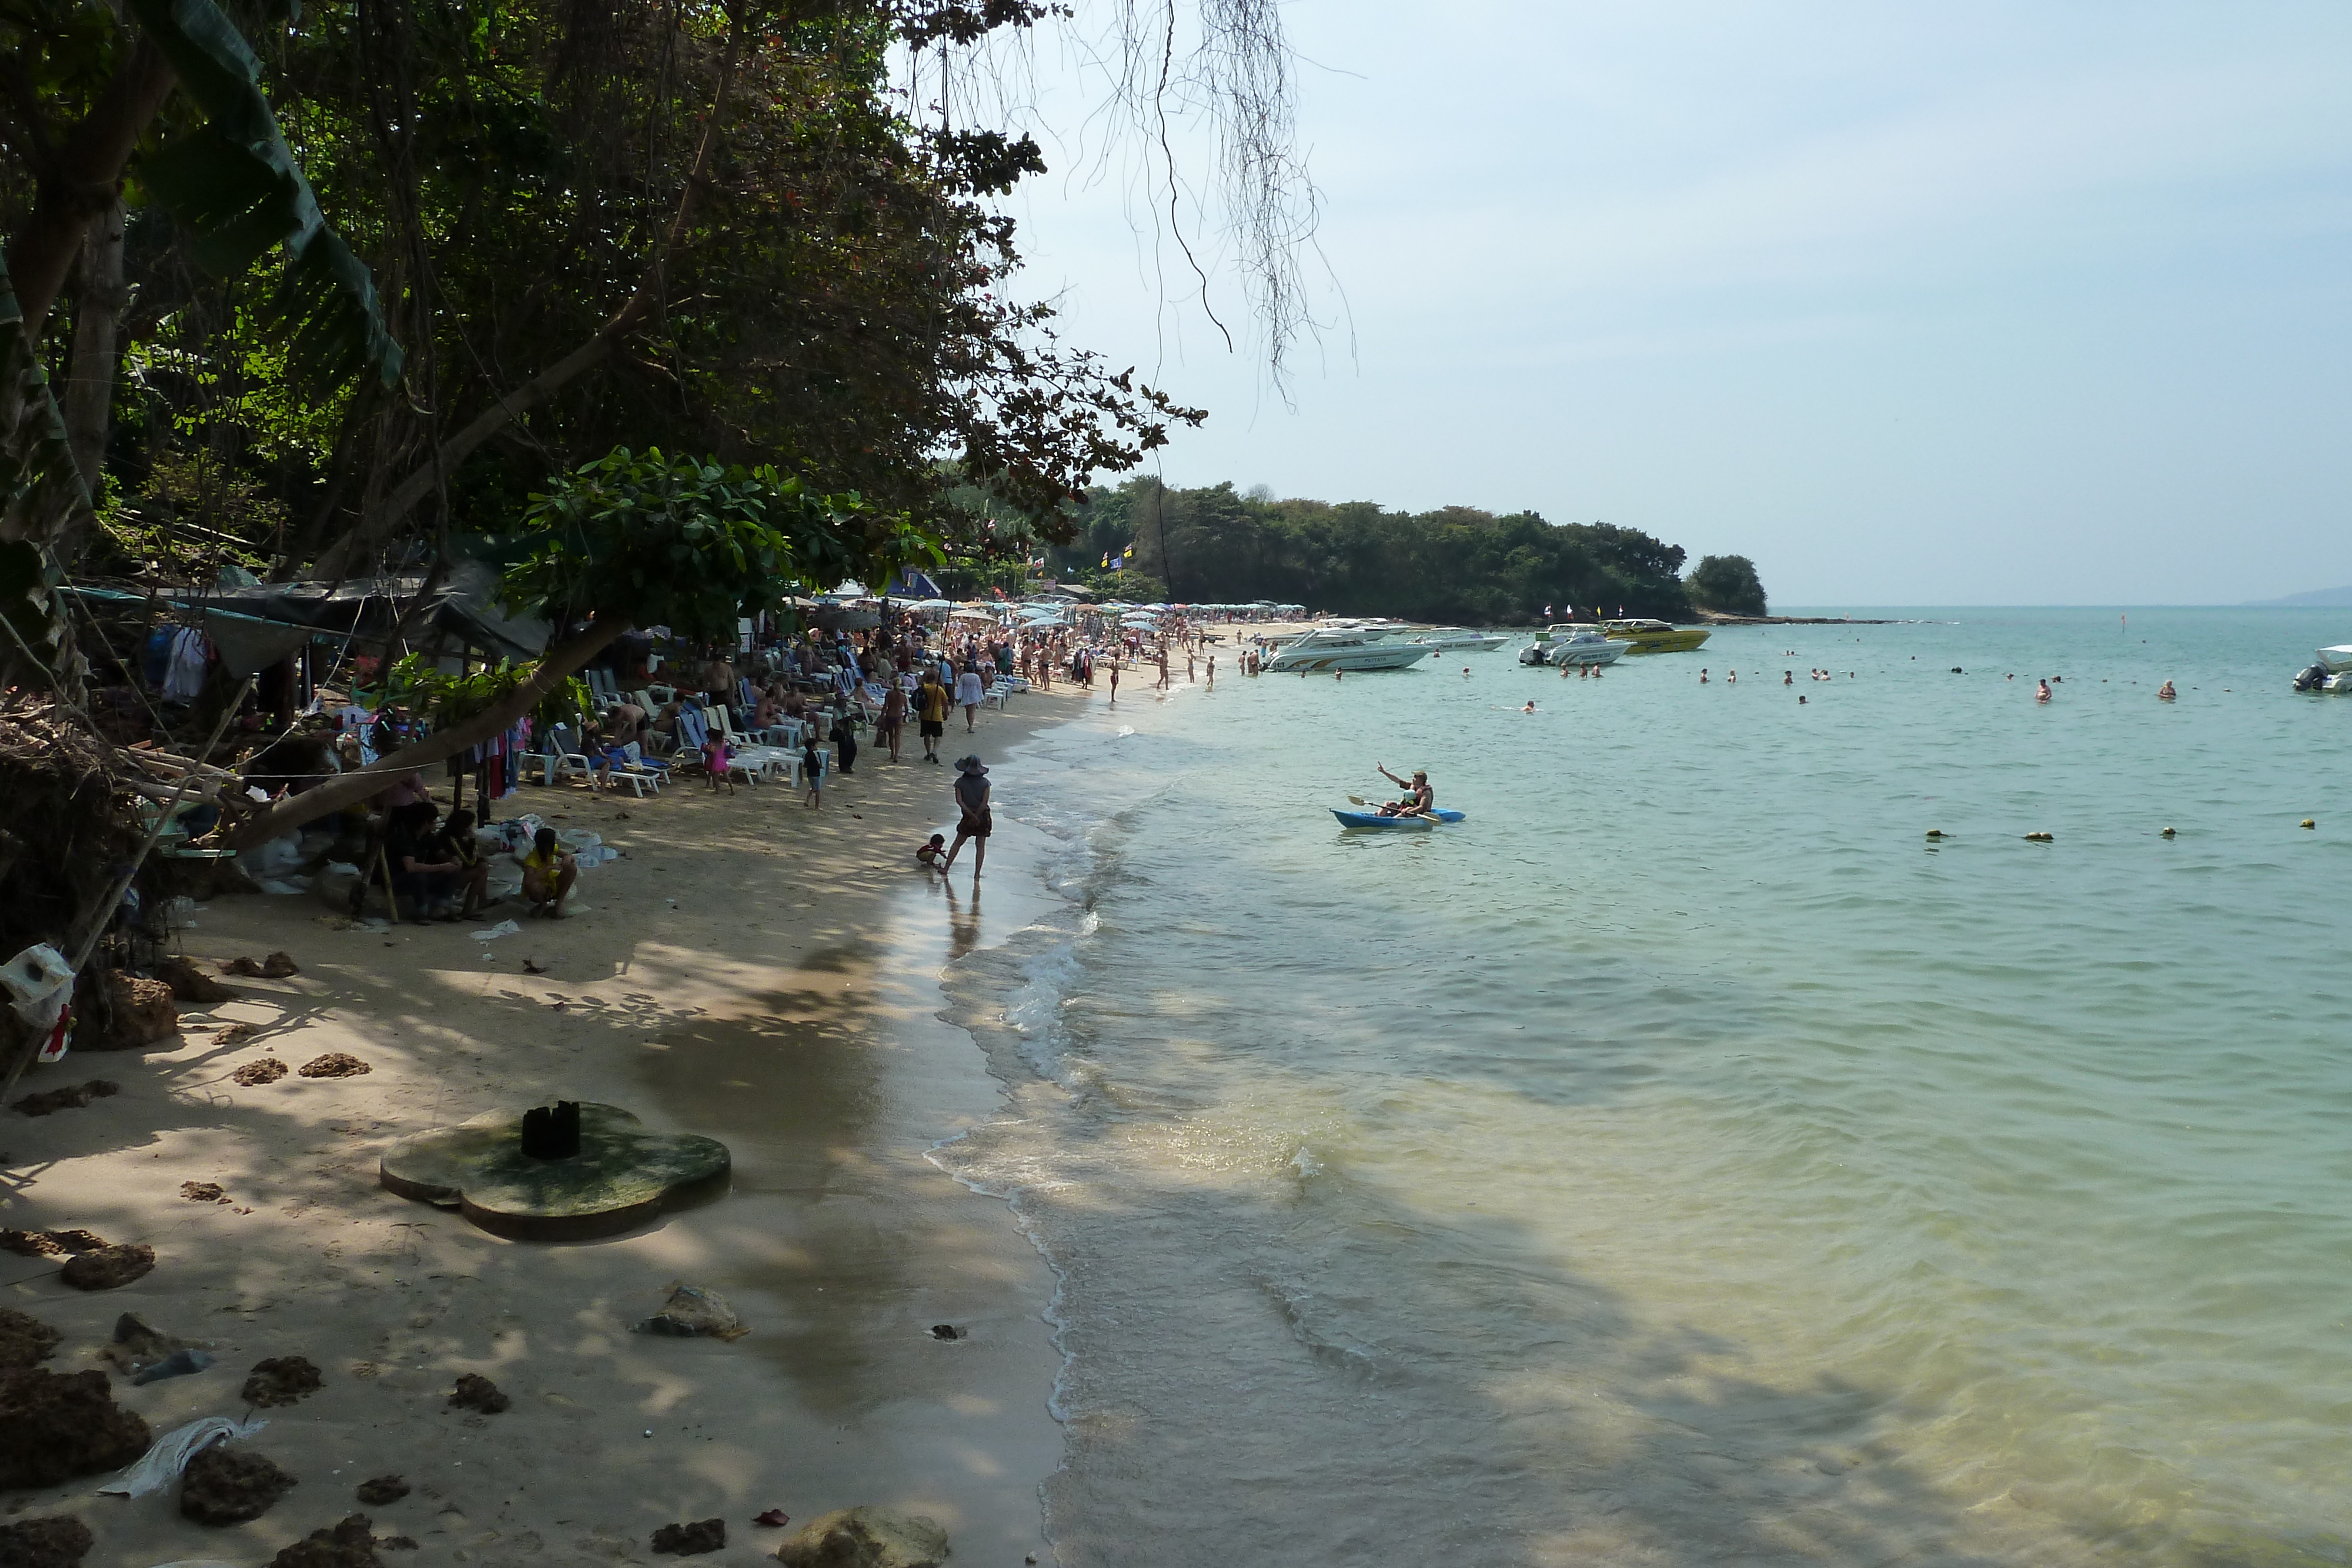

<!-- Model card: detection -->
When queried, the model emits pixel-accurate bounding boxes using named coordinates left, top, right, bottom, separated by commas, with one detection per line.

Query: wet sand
left=0, top=687, right=1086, bottom=1568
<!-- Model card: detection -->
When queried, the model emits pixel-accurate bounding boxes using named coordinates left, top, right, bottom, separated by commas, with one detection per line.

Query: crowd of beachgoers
left=272, top=601, right=1245, bottom=924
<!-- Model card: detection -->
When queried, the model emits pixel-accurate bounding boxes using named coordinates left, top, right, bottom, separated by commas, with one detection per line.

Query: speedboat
left=1331, top=807, right=1466, bottom=830
left=1405, top=626, right=1511, bottom=654
left=1519, top=626, right=1628, bottom=666
left=1601, top=618, right=1710, bottom=653
left=2292, top=646, right=2352, bottom=691
left=1264, top=624, right=1436, bottom=673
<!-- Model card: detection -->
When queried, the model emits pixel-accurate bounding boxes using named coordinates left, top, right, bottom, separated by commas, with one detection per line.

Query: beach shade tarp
left=948, top=607, right=999, bottom=621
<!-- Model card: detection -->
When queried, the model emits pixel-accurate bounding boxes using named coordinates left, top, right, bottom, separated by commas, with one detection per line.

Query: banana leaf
left=129, top=0, right=403, bottom=390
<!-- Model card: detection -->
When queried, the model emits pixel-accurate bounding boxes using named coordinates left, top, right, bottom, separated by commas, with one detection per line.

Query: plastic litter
left=632, top=1283, right=750, bottom=1341
left=96, top=1414, right=268, bottom=1497
left=470, top=920, right=523, bottom=941
left=240, top=836, right=306, bottom=880
left=131, top=1348, right=216, bottom=1385
left=255, top=878, right=310, bottom=896
left=2, top=944, right=75, bottom=1032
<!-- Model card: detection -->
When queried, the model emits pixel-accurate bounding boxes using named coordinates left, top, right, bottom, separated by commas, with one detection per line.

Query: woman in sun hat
left=942, top=755, right=993, bottom=877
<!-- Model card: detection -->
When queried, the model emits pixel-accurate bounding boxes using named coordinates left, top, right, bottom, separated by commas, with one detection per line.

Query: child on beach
left=703, top=732, right=734, bottom=793
left=803, top=734, right=824, bottom=808
left=916, top=833, right=946, bottom=870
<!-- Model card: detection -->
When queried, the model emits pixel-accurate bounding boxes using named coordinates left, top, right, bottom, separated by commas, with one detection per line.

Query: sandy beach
left=3, top=686, right=1093, bottom=1568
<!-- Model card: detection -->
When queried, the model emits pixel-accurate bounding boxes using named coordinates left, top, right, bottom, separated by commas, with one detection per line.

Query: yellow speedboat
left=1601, top=618, right=1711, bottom=653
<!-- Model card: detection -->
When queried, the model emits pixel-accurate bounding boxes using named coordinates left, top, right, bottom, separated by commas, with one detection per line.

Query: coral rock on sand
left=651, top=1519, right=726, bottom=1556
left=180, top=1443, right=298, bottom=1524
left=266, top=1513, right=382, bottom=1568
left=98, top=974, right=177, bottom=1048
left=100, top=1313, right=193, bottom=1376
left=0, top=1514, right=94, bottom=1568
left=299, top=1053, right=371, bottom=1079
left=0, top=1229, right=106, bottom=1259
left=0, top=1369, right=152, bottom=1487
left=219, top=956, right=265, bottom=977
left=216, top=1023, right=260, bottom=1045
left=181, top=1181, right=226, bottom=1202
left=355, top=1474, right=410, bottom=1506
left=152, top=954, right=235, bottom=1002
left=9, top=1081, right=119, bottom=1116
left=242, top=1356, right=324, bottom=1407
left=233, top=1057, right=289, bottom=1085
left=59, top=1243, right=154, bottom=1291
left=0, top=1308, right=60, bottom=1369
left=262, top=951, right=300, bottom=978
left=774, top=1508, right=950, bottom=1568
left=446, top=1373, right=509, bottom=1413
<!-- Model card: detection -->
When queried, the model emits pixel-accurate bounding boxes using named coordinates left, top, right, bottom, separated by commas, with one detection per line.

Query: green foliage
left=126, top=0, right=403, bottom=390
left=1686, top=554, right=1768, bottom=616
left=1058, top=480, right=1696, bottom=623
left=381, top=654, right=593, bottom=736
left=495, top=446, right=888, bottom=639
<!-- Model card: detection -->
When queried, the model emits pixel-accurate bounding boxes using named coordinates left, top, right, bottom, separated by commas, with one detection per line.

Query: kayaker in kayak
left=1375, top=764, right=1434, bottom=817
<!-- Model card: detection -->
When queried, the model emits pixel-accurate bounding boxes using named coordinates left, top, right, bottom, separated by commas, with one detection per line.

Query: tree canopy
left=1, top=0, right=1204, bottom=604
left=1686, top=554, right=1769, bottom=617
left=1057, top=479, right=1705, bottom=623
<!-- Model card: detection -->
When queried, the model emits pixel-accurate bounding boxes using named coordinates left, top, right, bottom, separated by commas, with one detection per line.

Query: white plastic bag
left=1, top=944, right=75, bottom=1032
left=96, top=1415, right=268, bottom=1497
left=470, top=920, right=523, bottom=941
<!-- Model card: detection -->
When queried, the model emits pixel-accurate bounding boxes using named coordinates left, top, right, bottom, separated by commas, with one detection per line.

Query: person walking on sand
left=1108, top=660, right=1120, bottom=702
left=943, top=755, right=992, bottom=877
left=917, top=670, right=950, bottom=763
left=802, top=731, right=826, bottom=808
left=879, top=680, right=907, bottom=761
left=955, top=660, right=986, bottom=733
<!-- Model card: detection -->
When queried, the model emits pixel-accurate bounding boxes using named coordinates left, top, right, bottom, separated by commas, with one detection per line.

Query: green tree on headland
left=1686, top=554, right=1769, bottom=616
left=1050, top=479, right=1695, bottom=621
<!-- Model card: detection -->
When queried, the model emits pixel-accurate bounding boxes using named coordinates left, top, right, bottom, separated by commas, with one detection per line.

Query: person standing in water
left=943, top=755, right=992, bottom=877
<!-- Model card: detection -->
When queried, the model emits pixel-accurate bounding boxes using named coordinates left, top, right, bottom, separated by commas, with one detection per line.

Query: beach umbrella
left=948, top=607, right=997, bottom=621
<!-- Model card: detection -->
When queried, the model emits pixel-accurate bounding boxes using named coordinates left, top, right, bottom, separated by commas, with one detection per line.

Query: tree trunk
left=61, top=195, right=126, bottom=497
left=4, top=41, right=176, bottom=337
left=224, top=615, right=624, bottom=847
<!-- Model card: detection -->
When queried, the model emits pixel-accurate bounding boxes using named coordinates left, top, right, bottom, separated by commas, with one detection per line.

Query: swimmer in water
left=1700, top=668, right=1709, bottom=683
left=2158, top=680, right=2177, bottom=700
left=1522, top=700, right=1536, bottom=713
left=2036, top=678, right=2053, bottom=703
left=1783, top=670, right=1793, bottom=686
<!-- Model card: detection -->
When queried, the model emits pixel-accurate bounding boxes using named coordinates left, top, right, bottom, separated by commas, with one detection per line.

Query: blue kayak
left=1331, top=807, right=1466, bottom=829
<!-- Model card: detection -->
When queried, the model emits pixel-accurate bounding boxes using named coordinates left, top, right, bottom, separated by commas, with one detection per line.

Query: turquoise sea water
left=931, top=608, right=2352, bottom=1567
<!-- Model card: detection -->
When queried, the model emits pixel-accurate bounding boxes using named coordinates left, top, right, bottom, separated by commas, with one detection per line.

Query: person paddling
left=1374, top=763, right=1433, bottom=818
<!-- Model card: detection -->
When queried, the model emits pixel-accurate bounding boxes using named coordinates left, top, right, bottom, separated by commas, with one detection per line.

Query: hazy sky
left=997, top=3, right=2352, bottom=606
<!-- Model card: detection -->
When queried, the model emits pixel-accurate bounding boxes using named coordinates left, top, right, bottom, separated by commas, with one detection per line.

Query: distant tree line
left=1047, top=480, right=1767, bottom=623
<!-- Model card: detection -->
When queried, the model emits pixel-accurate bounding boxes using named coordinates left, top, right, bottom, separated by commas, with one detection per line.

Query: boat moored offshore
left=1600, top=618, right=1711, bottom=653
left=1264, top=623, right=1437, bottom=673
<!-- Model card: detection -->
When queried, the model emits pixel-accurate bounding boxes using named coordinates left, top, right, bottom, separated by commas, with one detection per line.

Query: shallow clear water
left=931, top=609, right=2352, bottom=1568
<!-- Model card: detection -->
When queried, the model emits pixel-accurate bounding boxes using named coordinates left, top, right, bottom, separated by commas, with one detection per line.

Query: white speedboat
left=1264, top=624, right=1436, bottom=673
left=1405, top=626, right=1511, bottom=654
left=2292, top=646, right=2352, bottom=691
left=1518, top=625, right=1627, bottom=666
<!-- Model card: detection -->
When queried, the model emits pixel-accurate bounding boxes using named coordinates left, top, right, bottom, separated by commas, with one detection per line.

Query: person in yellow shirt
left=916, top=671, right=951, bottom=764
left=521, top=827, right=577, bottom=919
